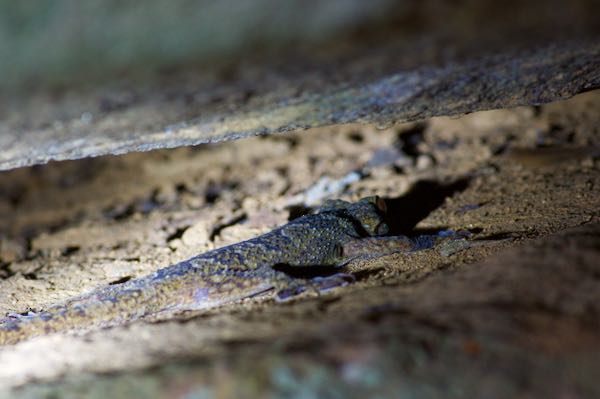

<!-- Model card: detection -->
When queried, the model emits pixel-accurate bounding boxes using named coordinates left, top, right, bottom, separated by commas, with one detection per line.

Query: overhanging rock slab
left=0, top=1, right=599, bottom=171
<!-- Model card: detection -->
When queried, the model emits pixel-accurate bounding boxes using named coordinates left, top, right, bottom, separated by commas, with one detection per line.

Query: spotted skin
left=0, top=197, right=434, bottom=345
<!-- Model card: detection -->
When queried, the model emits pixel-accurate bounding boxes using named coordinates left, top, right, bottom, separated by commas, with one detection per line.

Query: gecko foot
left=275, top=273, right=355, bottom=302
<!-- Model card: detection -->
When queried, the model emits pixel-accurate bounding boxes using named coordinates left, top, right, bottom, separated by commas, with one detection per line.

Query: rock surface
left=0, top=91, right=599, bottom=397
left=1, top=2, right=599, bottom=397
left=1, top=1, right=599, bottom=170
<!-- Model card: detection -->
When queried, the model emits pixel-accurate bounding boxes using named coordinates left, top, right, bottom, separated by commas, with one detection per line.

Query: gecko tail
left=0, top=309, right=63, bottom=345
left=0, top=265, right=265, bottom=346
left=0, top=279, right=160, bottom=346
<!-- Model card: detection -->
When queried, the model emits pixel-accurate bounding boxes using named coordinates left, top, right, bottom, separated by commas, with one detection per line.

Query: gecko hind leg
left=274, top=273, right=355, bottom=302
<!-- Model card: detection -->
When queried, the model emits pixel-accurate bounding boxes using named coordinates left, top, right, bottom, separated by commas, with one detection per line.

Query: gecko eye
left=375, top=197, right=387, bottom=213
left=333, top=244, right=344, bottom=258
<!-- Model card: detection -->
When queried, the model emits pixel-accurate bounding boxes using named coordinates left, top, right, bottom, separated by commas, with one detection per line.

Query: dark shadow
left=272, top=264, right=340, bottom=278
left=383, top=178, right=470, bottom=236
left=109, top=276, right=133, bottom=285
left=395, top=123, right=426, bottom=157
left=287, top=205, right=312, bottom=221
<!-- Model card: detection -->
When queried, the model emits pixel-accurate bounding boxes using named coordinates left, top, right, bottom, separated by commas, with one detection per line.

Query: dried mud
left=0, top=91, right=599, bottom=397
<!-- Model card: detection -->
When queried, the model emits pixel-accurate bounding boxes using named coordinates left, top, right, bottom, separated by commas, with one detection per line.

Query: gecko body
left=0, top=197, right=435, bottom=345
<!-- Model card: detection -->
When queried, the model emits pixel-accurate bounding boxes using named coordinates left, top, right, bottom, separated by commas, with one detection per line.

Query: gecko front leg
left=273, top=231, right=465, bottom=301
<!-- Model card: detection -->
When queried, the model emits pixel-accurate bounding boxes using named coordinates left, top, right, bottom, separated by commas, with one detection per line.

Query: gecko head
left=319, top=196, right=389, bottom=237
left=349, top=196, right=389, bottom=237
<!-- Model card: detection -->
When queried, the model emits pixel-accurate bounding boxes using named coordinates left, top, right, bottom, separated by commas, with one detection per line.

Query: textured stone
left=0, top=1, right=599, bottom=170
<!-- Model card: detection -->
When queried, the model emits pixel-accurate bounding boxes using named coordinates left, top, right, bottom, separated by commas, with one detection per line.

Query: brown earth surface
left=0, top=91, right=599, bottom=397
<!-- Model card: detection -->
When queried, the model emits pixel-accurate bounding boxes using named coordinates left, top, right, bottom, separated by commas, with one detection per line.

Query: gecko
left=0, top=196, right=442, bottom=345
